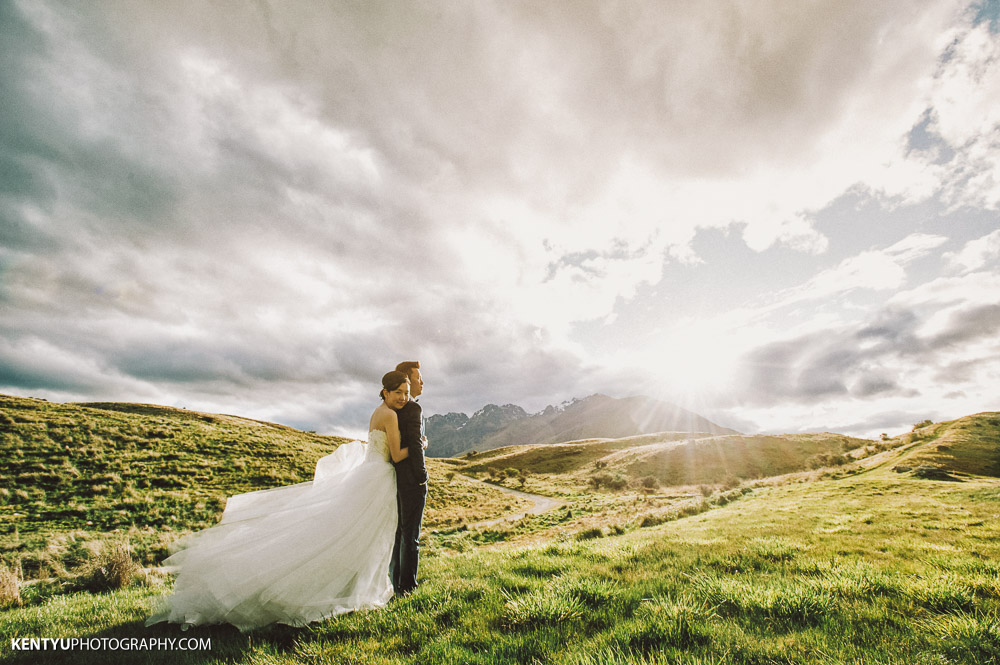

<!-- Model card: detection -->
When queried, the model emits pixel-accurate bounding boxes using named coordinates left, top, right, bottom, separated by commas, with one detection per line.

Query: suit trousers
left=390, top=458, right=427, bottom=594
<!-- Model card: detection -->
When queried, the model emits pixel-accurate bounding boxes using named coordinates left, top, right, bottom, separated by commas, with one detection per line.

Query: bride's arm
left=387, top=412, right=409, bottom=463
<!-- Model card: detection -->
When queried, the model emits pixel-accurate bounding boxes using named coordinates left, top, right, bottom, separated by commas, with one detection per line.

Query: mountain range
left=424, top=393, right=738, bottom=458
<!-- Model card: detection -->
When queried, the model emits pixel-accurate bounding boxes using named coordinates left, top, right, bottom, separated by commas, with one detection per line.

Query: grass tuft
left=746, top=536, right=803, bottom=562
left=570, top=645, right=724, bottom=664
left=626, top=595, right=715, bottom=651
left=501, top=580, right=584, bottom=628
left=81, top=540, right=140, bottom=592
left=923, top=609, right=1000, bottom=663
left=692, top=575, right=834, bottom=626
left=907, top=573, right=976, bottom=612
left=0, top=562, right=21, bottom=608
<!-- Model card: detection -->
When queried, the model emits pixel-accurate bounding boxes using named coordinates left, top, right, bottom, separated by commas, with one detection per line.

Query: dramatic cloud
left=1, top=0, right=997, bottom=438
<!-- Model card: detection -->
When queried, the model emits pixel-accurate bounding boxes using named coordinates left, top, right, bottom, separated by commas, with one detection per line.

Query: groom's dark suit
left=390, top=398, right=427, bottom=595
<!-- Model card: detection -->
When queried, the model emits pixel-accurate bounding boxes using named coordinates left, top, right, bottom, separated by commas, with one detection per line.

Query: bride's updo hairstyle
left=380, top=370, right=409, bottom=401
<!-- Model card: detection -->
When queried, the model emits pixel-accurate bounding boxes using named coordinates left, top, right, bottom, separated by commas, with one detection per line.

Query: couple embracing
left=379, top=361, right=428, bottom=597
left=146, top=362, right=429, bottom=631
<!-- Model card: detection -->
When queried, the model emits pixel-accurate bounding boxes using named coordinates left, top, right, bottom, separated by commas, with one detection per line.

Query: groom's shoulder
left=399, top=400, right=421, bottom=416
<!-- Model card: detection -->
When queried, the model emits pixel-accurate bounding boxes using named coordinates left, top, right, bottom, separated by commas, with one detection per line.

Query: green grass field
left=2, top=395, right=998, bottom=664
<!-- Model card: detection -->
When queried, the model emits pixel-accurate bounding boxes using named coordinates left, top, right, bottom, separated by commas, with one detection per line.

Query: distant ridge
left=425, top=393, right=738, bottom=458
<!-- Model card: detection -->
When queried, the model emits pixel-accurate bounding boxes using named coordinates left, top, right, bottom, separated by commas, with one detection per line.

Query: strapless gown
left=146, top=431, right=397, bottom=631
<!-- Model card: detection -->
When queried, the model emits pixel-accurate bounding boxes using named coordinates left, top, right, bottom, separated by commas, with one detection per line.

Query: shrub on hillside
left=807, top=452, right=848, bottom=469
left=911, top=465, right=956, bottom=481
left=641, top=476, right=659, bottom=490
left=589, top=472, right=627, bottom=490
left=721, top=476, right=742, bottom=490
left=840, top=437, right=865, bottom=452
left=713, top=488, right=750, bottom=506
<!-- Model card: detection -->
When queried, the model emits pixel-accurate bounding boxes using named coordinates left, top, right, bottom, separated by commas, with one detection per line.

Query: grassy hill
left=0, top=395, right=343, bottom=537
left=458, top=429, right=878, bottom=492
left=1, top=415, right=998, bottom=664
left=894, top=412, right=1000, bottom=477
left=2, top=396, right=999, bottom=664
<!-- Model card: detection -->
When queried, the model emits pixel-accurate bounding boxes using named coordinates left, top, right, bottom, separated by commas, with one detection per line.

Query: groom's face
left=408, top=368, right=423, bottom=398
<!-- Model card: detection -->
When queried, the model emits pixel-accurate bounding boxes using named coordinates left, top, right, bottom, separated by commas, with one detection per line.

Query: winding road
left=459, top=475, right=563, bottom=529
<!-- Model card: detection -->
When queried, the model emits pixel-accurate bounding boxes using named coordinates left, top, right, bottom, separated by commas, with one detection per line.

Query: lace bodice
left=367, top=430, right=390, bottom=462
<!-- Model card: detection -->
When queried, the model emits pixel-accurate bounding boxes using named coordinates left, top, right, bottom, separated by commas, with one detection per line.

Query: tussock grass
left=80, top=540, right=140, bottom=593
left=625, top=595, right=715, bottom=651
left=816, top=561, right=899, bottom=598
left=923, top=609, right=1000, bottom=663
left=691, top=575, right=834, bottom=626
left=0, top=562, right=20, bottom=608
left=570, top=648, right=725, bottom=665
left=501, top=580, right=585, bottom=627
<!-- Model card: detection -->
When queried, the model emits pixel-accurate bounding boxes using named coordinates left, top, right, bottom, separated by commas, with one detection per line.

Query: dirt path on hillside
left=459, top=475, right=563, bottom=529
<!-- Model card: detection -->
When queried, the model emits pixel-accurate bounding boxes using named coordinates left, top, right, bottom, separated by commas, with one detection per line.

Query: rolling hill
left=892, top=412, right=1000, bottom=477
left=455, top=412, right=1000, bottom=494
left=460, top=430, right=876, bottom=488
left=425, top=393, right=738, bottom=457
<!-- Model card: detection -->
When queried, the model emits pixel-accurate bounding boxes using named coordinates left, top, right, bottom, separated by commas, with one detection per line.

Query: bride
left=146, top=371, right=412, bottom=631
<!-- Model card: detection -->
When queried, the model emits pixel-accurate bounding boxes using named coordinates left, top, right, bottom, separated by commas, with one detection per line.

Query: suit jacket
left=397, top=399, right=427, bottom=478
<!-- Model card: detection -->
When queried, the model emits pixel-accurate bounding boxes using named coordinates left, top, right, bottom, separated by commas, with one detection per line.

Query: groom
left=390, top=360, right=428, bottom=595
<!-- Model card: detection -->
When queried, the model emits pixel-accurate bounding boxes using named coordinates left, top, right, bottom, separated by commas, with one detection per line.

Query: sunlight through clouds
left=1, top=0, right=997, bottom=437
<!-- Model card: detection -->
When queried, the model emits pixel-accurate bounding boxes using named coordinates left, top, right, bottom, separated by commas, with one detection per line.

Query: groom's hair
left=395, top=360, right=420, bottom=380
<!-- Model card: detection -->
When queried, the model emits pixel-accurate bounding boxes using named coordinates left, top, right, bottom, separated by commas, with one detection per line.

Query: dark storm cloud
left=739, top=333, right=858, bottom=404
left=0, top=354, right=93, bottom=394
left=736, top=298, right=1000, bottom=407
left=927, top=303, right=1000, bottom=349
left=853, top=373, right=904, bottom=398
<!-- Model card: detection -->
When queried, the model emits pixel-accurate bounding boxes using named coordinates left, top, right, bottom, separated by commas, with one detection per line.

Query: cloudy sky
left=1, top=1, right=998, bottom=440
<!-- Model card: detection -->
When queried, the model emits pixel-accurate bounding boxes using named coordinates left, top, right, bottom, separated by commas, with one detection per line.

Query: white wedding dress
left=146, top=431, right=397, bottom=631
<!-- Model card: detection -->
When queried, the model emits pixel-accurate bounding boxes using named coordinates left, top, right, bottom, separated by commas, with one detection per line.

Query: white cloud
left=760, top=234, right=949, bottom=314
left=889, top=269, right=1000, bottom=309
left=927, top=21, right=1000, bottom=210
left=944, top=228, right=1000, bottom=273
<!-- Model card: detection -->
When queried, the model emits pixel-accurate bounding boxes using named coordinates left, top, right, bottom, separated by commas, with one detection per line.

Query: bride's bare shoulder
left=369, top=404, right=398, bottom=430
